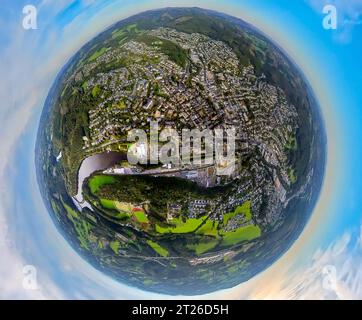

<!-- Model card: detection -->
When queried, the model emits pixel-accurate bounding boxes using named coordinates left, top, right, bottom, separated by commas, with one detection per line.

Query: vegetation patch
left=220, top=225, right=261, bottom=246
left=222, top=201, right=252, bottom=225
left=147, top=240, right=169, bottom=257
left=156, top=216, right=207, bottom=234
left=89, top=175, right=116, bottom=194
left=288, top=168, right=297, bottom=184
left=134, top=210, right=149, bottom=223
left=110, top=240, right=120, bottom=254
left=91, top=85, right=101, bottom=98
left=88, top=47, right=107, bottom=62
left=187, top=239, right=219, bottom=255
left=195, top=219, right=219, bottom=237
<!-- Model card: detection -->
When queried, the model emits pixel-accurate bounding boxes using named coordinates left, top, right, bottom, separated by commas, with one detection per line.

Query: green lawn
left=135, top=34, right=188, bottom=68
left=187, top=239, right=219, bottom=255
left=156, top=216, right=207, bottom=234
left=285, top=134, right=297, bottom=151
left=61, top=199, right=93, bottom=250
left=99, top=198, right=146, bottom=222
left=88, top=47, right=107, bottom=61
left=109, top=240, right=120, bottom=254
left=117, top=100, right=126, bottom=109
left=288, top=168, right=297, bottom=184
left=115, top=212, right=131, bottom=220
left=81, top=81, right=88, bottom=91
left=111, top=29, right=126, bottom=39
left=100, top=199, right=131, bottom=220
left=134, top=210, right=149, bottom=223
left=89, top=175, right=116, bottom=194
left=62, top=200, right=79, bottom=220
left=220, top=225, right=261, bottom=246
left=100, top=198, right=117, bottom=210
left=126, top=23, right=139, bottom=33
left=143, top=279, right=155, bottom=285
left=223, top=201, right=252, bottom=225
left=91, top=85, right=101, bottom=98
left=195, top=219, right=219, bottom=237
left=147, top=240, right=169, bottom=257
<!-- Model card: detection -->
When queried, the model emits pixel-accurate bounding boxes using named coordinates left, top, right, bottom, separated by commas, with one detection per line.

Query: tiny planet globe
left=36, top=7, right=326, bottom=295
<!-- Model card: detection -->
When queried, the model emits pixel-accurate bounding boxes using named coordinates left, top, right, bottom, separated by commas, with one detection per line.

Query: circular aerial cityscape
left=36, top=7, right=326, bottom=295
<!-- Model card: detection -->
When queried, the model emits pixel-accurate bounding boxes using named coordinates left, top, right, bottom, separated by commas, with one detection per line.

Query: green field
left=100, top=198, right=117, bottom=210
left=156, top=216, right=207, bottom=234
left=61, top=199, right=93, bottom=250
left=220, top=225, right=261, bottom=246
left=147, top=240, right=169, bottom=257
left=88, top=47, right=107, bottom=61
left=111, top=29, right=126, bottom=40
left=134, top=210, right=149, bottom=223
left=91, top=85, right=101, bottom=97
left=126, top=23, right=139, bottom=33
left=89, top=175, right=116, bottom=194
left=99, top=198, right=147, bottom=222
left=110, top=240, right=120, bottom=254
left=288, top=168, right=297, bottom=184
left=81, top=81, right=88, bottom=91
left=187, top=239, right=219, bottom=255
left=62, top=199, right=79, bottom=220
left=115, top=212, right=131, bottom=220
left=135, top=34, right=188, bottom=68
left=195, top=219, right=219, bottom=237
left=285, top=134, right=297, bottom=151
left=223, top=201, right=252, bottom=225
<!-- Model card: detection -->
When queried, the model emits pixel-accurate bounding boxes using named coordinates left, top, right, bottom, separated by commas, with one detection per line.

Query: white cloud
left=0, top=0, right=103, bottom=300
left=358, top=225, right=362, bottom=249
left=0, top=0, right=172, bottom=300
left=241, top=226, right=362, bottom=300
left=308, top=0, right=362, bottom=42
left=309, top=0, right=362, bottom=20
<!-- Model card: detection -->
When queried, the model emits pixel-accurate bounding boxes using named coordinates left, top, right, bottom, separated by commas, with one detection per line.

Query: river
left=73, top=151, right=126, bottom=209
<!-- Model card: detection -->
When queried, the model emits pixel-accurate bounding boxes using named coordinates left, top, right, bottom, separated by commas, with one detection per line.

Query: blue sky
left=0, top=0, right=361, bottom=299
